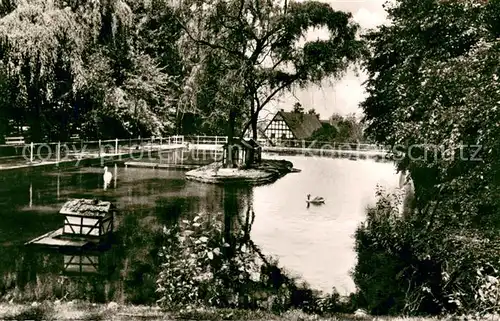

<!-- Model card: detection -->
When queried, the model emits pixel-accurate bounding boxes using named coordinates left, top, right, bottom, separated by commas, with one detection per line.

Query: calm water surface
left=0, top=154, right=399, bottom=302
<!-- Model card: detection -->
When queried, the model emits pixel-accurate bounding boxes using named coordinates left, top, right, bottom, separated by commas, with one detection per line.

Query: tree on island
left=175, top=0, right=366, bottom=167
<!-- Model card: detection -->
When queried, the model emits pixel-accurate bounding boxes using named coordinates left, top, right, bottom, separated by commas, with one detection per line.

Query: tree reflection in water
left=0, top=184, right=323, bottom=312
left=157, top=185, right=319, bottom=312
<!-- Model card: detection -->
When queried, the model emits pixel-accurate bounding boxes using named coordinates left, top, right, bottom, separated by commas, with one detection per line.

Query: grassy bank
left=0, top=301, right=450, bottom=321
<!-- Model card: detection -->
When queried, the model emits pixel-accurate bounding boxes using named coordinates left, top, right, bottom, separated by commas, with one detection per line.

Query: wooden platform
left=124, top=161, right=158, bottom=168
left=124, top=161, right=200, bottom=170
left=158, top=163, right=200, bottom=170
left=25, top=228, right=95, bottom=249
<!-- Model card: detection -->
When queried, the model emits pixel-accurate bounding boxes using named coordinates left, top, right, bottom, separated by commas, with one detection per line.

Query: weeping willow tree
left=175, top=0, right=366, bottom=146
left=0, top=0, right=179, bottom=141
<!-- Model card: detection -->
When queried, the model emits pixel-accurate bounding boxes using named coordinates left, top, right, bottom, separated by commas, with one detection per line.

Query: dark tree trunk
left=225, top=108, right=237, bottom=168
left=228, top=108, right=236, bottom=144
left=247, top=99, right=258, bottom=166
left=251, top=99, right=258, bottom=141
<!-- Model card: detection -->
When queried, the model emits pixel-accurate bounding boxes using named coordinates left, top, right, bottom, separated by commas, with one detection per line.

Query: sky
left=267, top=0, right=391, bottom=121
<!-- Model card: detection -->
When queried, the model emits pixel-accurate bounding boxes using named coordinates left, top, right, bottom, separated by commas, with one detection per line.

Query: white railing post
left=115, top=138, right=118, bottom=154
left=30, top=142, right=34, bottom=163
left=160, top=136, right=162, bottom=150
left=98, top=139, right=101, bottom=158
left=197, top=136, right=199, bottom=146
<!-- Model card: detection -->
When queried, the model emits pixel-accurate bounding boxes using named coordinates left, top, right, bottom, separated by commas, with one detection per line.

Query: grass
left=0, top=301, right=474, bottom=321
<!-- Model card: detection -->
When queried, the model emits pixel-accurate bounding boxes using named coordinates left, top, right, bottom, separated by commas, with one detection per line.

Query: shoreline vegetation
left=0, top=301, right=458, bottom=321
left=0, top=0, right=498, bottom=317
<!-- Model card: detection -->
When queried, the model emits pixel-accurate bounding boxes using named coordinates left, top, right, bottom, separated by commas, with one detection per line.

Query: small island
left=185, top=159, right=295, bottom=185
left=185, top=138, right=296, bottom=185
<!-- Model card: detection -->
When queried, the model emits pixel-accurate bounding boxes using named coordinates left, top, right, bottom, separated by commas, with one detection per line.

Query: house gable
left=264, top=111, right=295, bottom=140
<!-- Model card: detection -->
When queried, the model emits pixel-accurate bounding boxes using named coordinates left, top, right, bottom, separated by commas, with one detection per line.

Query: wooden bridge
left=0, top=135, right=390, bottom=170
left=181, top=136, right=390, bottom=160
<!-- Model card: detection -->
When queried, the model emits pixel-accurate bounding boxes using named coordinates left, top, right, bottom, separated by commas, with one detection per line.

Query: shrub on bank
left=156, top=213, right=354, bottom=315
left=353, top=187, right=500, bottom=317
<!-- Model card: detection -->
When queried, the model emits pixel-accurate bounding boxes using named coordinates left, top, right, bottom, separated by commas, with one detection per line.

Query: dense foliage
left=168, top=0, right=366, bottom=141
left=355, top=0, right=500, bottom=316
left=0, top=0, right=182, bottom=141
left=0, top=0, right=364, bottom=143
left=156, top=211, right=355, bottom=314
left=309, top=113, right=365, bottom=143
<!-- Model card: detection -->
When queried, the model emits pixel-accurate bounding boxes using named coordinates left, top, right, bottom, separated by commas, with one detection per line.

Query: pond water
left=0, top=154, right=399, bottom=303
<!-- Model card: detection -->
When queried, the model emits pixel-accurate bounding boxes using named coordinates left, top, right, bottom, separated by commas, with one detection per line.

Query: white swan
left=103, top=166, right=112, bottom=190
left=306, top=194, right=325, bottom=205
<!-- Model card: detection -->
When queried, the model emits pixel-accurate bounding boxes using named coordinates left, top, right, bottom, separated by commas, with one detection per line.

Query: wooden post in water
left=57, top=142, right=60, bottom=166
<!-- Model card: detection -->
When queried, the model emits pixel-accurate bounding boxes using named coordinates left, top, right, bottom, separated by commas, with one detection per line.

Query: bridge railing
left=258, top=139, right=387, bottom=152
left=0, top=135, right=189, bottom=167
left=181, top=136, right=387, bottom=152
left=184, top=135, right=228, bottom=146
left=0, top=134, right=388, bottom=168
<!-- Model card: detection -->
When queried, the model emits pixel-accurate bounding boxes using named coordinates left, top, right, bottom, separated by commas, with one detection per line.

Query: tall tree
left=0, top=0, right=179, bottom=141
left=361, top=0, right=493, bottom=221
left=357, top=0, right=500, bottom=314
left=175, top=0, right=365, bottom=144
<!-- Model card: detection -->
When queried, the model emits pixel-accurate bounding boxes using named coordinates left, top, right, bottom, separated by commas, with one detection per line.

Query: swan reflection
left=29, top=183, right=32, bottom=208
left=103, top=166, right=112, bottom=191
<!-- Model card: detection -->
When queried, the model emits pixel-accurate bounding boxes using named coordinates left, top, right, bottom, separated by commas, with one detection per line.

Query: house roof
left=270, top=111, right=323, bottom=139
left=60, top=199, right=112, bottom=217
left=244, top=138, right=261, bottom=148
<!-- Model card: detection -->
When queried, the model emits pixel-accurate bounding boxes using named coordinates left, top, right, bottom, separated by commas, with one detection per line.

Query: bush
left=156, top=213, right=354, bottom=315
left=353, top=186, right=500, bottom=317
